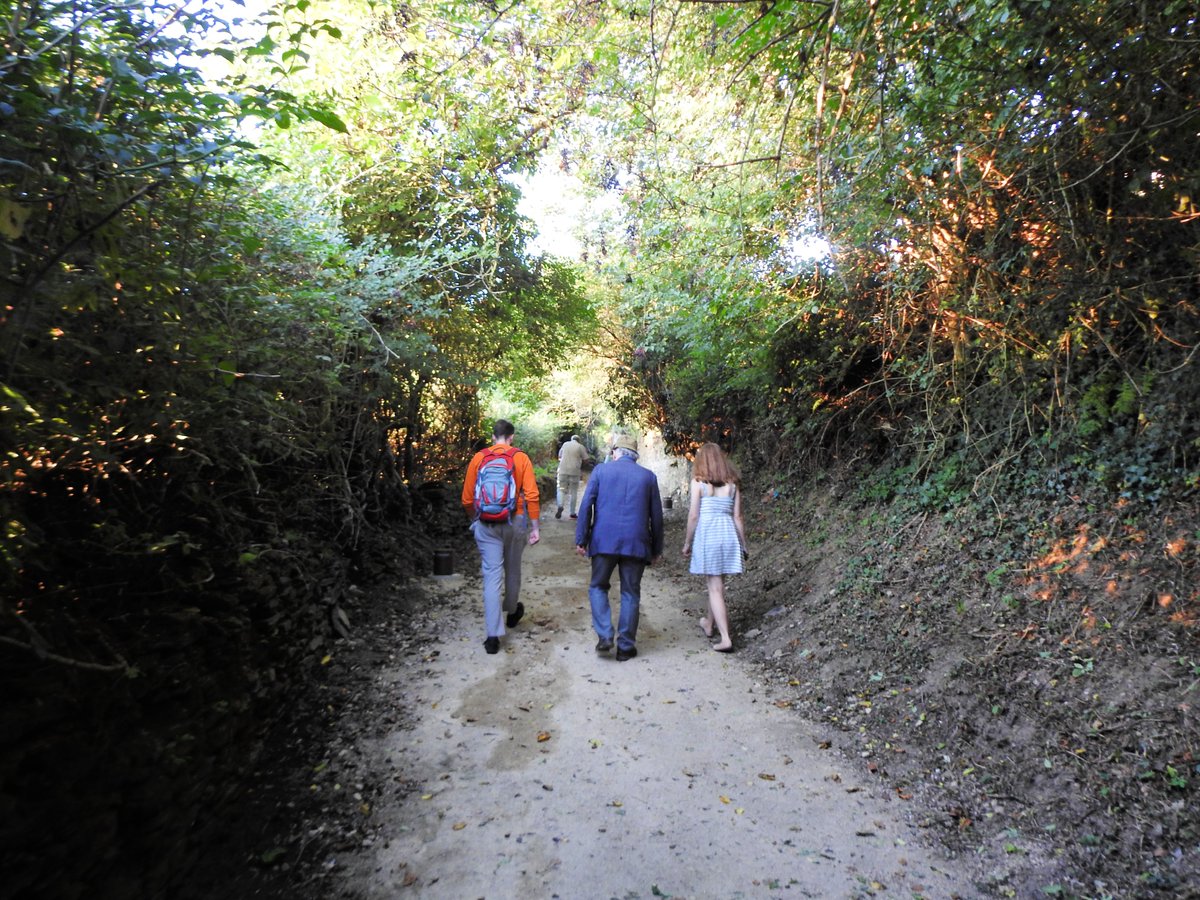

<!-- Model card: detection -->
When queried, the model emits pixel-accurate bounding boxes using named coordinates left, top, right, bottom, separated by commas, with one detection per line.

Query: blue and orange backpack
left=474, top=447, right=519, bottom=522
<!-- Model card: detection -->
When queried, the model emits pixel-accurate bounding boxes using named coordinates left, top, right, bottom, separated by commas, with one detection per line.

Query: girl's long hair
left=692, top=443, right=740, bottom=486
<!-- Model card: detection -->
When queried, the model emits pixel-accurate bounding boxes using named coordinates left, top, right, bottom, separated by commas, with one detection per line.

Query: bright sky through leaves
left=511, top=169, right=591, bottom=260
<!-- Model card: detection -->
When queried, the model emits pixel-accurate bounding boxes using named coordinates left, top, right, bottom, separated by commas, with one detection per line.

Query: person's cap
left=571, top=434, right=581, bottom=442
left=613, top=434, right=637, bottom=452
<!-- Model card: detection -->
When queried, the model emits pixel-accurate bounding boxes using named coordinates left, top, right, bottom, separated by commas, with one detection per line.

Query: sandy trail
left=341, top=507, right=972, bottom=899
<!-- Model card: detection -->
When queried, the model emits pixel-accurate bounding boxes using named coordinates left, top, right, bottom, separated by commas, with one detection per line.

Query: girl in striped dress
left=682, top=443, right=748, bottom=652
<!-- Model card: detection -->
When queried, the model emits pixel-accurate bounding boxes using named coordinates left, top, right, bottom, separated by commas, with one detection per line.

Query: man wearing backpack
left=460, top=419, right=541, bottom=655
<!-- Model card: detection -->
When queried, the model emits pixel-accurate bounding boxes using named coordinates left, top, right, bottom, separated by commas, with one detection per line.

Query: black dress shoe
left=615, top=647, right=637, bottom=661
left=555, top=507, right=563, bottom=519
left=506, top=602, right=524, bottom=628
left=484, top=636, right=499, bottom=654
left=595, top=638, right=613, bottom=652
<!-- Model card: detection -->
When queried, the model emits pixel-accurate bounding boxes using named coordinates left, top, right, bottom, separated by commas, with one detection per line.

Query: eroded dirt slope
left=733, top=480, right=1199, bottom=900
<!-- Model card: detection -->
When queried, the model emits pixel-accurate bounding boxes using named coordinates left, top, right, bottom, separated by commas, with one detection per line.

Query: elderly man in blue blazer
left=574, top=433, right=664, bottom=661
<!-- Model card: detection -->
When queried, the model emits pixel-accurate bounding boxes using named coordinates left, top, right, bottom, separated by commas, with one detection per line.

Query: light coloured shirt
left=557, top=438, right=590, bottom=477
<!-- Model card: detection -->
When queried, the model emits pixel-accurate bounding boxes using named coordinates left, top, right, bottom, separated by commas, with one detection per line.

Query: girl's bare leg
left=707, top=574, right=732, bottom=650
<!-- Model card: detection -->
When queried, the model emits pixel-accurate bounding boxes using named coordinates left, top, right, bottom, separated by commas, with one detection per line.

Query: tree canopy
left=542, top=0, right=1198, bottom=501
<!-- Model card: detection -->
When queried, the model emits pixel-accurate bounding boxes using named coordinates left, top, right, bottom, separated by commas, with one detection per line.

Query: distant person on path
left=555, top=434, right=591, bottom=519
left=461, top=419, right=541, bottom=655
left=575, top=434, right=664, bottom=661
left=682, top=442, right=748, bottom=652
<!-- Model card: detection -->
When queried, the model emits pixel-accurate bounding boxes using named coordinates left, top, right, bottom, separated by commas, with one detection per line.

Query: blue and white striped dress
left=689, top=483, right=743, bottom=576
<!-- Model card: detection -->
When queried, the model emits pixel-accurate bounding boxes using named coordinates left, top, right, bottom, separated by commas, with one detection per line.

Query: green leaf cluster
left=543, top=0, right=1199, bottom=489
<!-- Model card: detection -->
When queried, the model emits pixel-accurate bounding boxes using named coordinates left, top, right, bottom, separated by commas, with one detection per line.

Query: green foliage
left=244, top=0, right=600, bottom=450
left=539, top=0, right=1199, bottom=492
left=0, top=11, right=465, bottom=889
left=3, top=2, right=1195, bottom=892
left=1, top=0, right=607, bottom=615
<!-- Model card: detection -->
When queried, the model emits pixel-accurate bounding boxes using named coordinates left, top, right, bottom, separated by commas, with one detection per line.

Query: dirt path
left=340, top=509, right=975, bottom=899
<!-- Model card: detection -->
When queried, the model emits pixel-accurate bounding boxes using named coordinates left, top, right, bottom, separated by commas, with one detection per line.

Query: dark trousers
left=588, top=554, right=646, bottom=652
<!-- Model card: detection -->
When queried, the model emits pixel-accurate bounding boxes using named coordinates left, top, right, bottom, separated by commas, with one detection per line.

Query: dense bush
left=0, top=2, right=592, bottom=894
